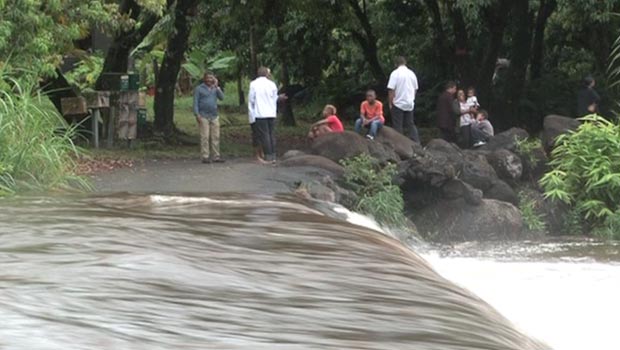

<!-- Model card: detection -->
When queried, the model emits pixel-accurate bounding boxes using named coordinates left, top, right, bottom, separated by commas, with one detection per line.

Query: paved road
left=93, top=158, right=333, bottom=195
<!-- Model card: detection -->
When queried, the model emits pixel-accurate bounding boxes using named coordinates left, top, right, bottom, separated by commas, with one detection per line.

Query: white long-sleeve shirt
left=248, top=76, right=278, bottom=123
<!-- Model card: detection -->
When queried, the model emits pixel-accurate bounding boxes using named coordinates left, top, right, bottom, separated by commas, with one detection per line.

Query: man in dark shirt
left=577, top=75, right=601, bottom=117
left=436, top=81, right=458, bottom=142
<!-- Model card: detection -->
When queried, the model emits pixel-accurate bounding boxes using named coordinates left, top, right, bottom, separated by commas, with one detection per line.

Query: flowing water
left=0, top=194, right=617, bottom=350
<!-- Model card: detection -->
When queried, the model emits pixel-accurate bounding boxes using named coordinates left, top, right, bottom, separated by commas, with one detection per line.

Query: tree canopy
left=2, top=0, right=620, bottom=136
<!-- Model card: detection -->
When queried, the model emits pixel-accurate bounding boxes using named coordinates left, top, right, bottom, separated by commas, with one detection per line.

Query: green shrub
left=518, top=191, right=547, bottom=233
left=340, top=154, right=406, bottom=227
left=540, top=114, right=620, bottom=232
left=515, top=137, right=543, bottom=167
left=592, top=211, right=620, bottom=240
left=0, top=73, right=89, bottom=195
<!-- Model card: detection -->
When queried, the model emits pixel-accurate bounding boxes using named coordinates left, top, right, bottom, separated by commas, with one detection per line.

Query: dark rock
left=414, top=198, right=523, bottom=242
left=519, top=146, right=549, bottom=182
left=320, top=175, right=359, bottom=208
left=442, top=179, right=483, bottom=205
left=367, top=140, right=400, bottom=165
left=375, top=126, right=423, bottom=160
left=480, top=127, right=529, bottom=152
left=542, top=115, right=580, bottom=153
left=281, top=149, right=306, bottom=161
left=310, top=131, right=369, bottom=163
left=399, top=150, right=457, bottom=187
left=295, top=180, right=336, bottom=202
left=486, top=149, right=523, bottom=182
left=484, top=179, right=519, bottom=205
left=426, top=138, right=464, bottom=165
left=280, top=155, right=345, bottom=177
left=460, top=152, right=498, bottom=191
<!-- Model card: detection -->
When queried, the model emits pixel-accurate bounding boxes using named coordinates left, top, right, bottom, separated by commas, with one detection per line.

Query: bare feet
left=256, top=157, right=269, bottom=165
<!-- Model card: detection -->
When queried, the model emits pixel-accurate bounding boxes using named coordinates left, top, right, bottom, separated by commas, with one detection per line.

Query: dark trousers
left=255, top=118, right=276, bottom=161
left=439, top=127, right=456, bottom=143
left=459, top=125, right=472, bottom=149
left=471, top=126, right=491, bottom=143
left=391, top=106, right=420, bottom=143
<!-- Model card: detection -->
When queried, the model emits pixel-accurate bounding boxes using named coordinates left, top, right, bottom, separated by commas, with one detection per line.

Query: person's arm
left=311, top=118, right=329, bottom=127
left=373, top=103, right=384, bottom=122
left=451, top=99, right=460, bottom=115
left=387, top=73, right=396, bottom=109
left=193, top=87, right=202, bottom=123
left=248, top=83, right=256, bottom=120
left=216, top=87, right=224, bottom=101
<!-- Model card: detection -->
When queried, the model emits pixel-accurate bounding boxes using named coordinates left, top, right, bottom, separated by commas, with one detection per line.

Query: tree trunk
left=422, top=0, right=451, bottom=77
left=347, top=0, right=386, bottom=84
left=503, top=0, right=535, bottom=128
left=446, top=0, right=473, bottom=86
left=276, top=27, right=295, bottom=126
left=476, top=0, right=512, bottom=105
left=237, top=59, right=245, bottom=107
left=530, top=0, right=557, bottom=80
left=40, top=69, right=79, bottom=115
left=249, top=23, right=258, bottom=78
left=95, top=0, right=162, bottom=89
left=153, top=0, right=197, bottom=138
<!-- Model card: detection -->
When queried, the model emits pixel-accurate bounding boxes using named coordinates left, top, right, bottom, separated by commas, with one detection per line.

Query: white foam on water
left=338, top=207, right=619, bottom=350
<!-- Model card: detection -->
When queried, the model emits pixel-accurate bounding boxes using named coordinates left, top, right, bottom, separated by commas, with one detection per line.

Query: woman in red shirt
left=307, top=104, right=344, bottom=140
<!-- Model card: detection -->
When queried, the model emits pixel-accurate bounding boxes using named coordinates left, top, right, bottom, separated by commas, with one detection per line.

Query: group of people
left=437, top=82, right=494, bottom=148
left=193, top=55, right=495, bottom=164
left=307, top=56, right=419, bottom=144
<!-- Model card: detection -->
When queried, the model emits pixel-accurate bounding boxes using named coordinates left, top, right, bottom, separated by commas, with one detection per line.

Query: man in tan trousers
left=193, top=72, right=225, bottom=163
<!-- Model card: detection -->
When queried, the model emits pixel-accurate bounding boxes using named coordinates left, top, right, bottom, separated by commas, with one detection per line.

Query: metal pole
left=92, top=109, right=100, bottom=149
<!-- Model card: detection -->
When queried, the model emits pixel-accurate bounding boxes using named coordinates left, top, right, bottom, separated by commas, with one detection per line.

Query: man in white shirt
left=387, top=56, right=420, bottom=143
left=248, top=67, right=286, bottom=163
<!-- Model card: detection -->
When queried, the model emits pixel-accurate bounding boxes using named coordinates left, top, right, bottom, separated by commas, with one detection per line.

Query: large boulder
left=480, top=127, right=529, bottom=152
left=413, top=198, right=524, bottom=242
left=519, top=146, right=549, bottom=182
left=441, top=179, right=483, bottom=205
left=542, top=115, right=580, bottom=153
left=460, top=152, right=498, bottom=191
left=486, top=149, right=523, bottom=182
left=375, top=126, right=423, bottom=160
left=310, top=131, right=369, bottom=163
left=426, top=138, right=463, bottom=165
left=398, top=148, right=457, bottom=187
left=484, top=179, right=519, bottom=205
left=309, top=131, right=398, bottom=164
left=280, top=154, right=345, bottom=177
left=281, top=149, right=306, bottom=161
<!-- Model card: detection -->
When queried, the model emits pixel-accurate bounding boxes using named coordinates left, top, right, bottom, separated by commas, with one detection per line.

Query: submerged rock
left=280, top=154, right=345, bottom=177
left=414, top=198, right=524, bottom=242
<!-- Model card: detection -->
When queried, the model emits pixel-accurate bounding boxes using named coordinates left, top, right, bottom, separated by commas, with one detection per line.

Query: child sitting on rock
left=355, top=89, right=385, bottom=140
left=471, top=110, right=494, bottom=147
left=307, top=104, right=344, bottom=140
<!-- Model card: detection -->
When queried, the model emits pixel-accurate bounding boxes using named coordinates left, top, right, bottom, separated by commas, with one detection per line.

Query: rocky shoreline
left=286, top=115, right=581, bottom=242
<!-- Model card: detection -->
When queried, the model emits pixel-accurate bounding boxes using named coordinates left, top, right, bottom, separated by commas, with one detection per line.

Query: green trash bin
left=128, top=73, right=140, bottom=91
left=137, top=108, right=147, bottom=127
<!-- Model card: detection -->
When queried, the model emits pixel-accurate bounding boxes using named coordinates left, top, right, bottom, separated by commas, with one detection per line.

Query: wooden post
left=107, top=105, right=115, bottom=148
left=91, top=109, right=100, bottom=149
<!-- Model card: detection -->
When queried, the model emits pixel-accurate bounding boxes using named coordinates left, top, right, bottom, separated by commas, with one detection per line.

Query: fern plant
left=540, top=114, right=620, bottom=229
left=340, top=154, right=406, bottom=227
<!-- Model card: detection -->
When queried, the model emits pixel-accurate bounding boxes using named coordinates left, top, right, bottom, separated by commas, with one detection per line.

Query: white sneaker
left=473, top=141, right=486, bottom=147
left=366, top=135, right=374, bottom=140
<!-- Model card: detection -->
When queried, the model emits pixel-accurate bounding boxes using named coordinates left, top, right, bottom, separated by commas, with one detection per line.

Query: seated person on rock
left=355, top=89, right=385, bottom=140
left=307, top=104, right=344, bottom=140
left=471, top=110, right=494, bottom=147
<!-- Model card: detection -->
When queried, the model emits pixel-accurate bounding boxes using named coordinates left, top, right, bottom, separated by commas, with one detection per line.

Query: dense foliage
left=541, top=115, right=620, bottom=235
left=340, top=154, right=406, bottom=227
left=0, top=73, right=88, bottom=195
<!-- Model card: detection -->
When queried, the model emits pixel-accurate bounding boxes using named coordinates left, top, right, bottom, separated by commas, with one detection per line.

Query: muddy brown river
left=0, top=194, right=617, bottom=349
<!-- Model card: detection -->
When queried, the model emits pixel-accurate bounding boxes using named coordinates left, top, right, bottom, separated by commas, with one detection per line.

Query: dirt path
left=92, top=158, right=332, bottom=195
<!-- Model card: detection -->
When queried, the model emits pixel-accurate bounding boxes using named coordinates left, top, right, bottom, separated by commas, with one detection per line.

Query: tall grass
left=0, top=74, right=89, bottom=195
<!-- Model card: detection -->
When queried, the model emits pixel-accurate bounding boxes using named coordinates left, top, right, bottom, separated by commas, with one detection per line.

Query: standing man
left=387, top=56, right=420, bottom=143
left=194, top=72, right=225, bottom=164
left=248, top=67, right=286, bottom=163
left=436, top=81, right=458, bottom=142
left=577, top=75, right=601, bottom=117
